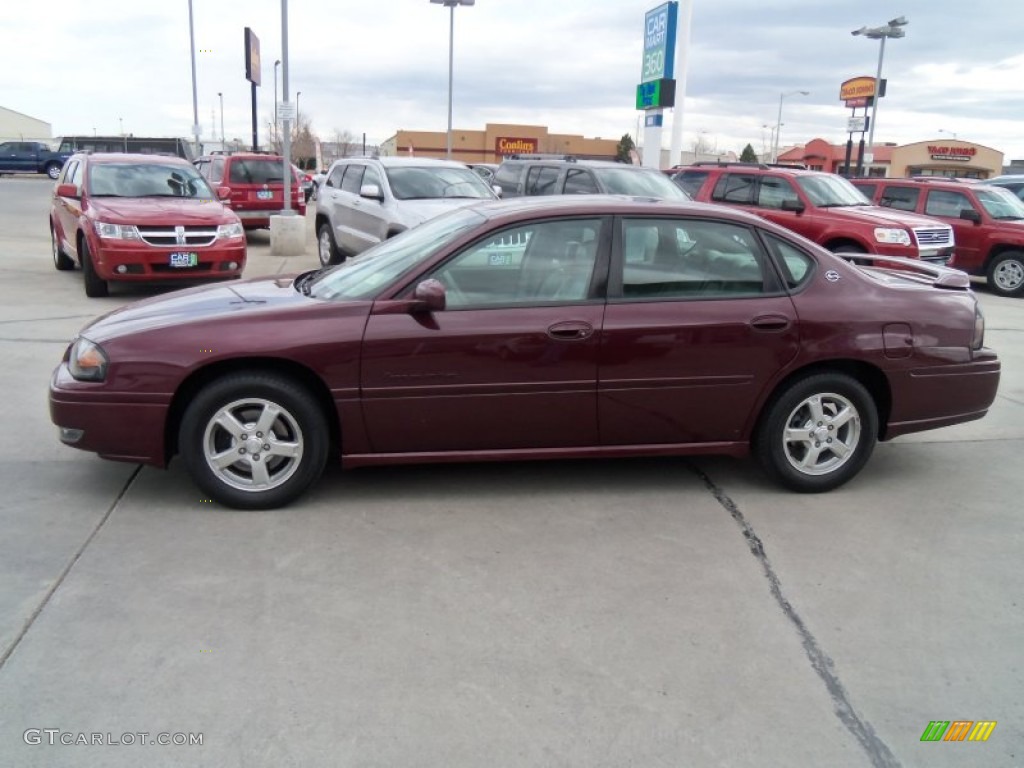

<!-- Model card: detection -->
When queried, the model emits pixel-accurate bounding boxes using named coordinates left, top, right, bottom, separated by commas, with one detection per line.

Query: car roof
left=76, top=152, right=192, bottom=166
left=338, top=156, right=470, bottom=169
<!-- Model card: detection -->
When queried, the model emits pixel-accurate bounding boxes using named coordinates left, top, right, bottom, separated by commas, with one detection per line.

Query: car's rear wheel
left=179, top=373, right=329, bottom=509
left=986, top=251, right=1024, bottom=297
left=755, top=372, right=877, bottom=493
left=51, top=225, right=74, bottom=271
left=45, top=162, right=61, bottom=180
left=80, top=239, right=108, bottom=297
left=317, top=222, right=342, bottom=267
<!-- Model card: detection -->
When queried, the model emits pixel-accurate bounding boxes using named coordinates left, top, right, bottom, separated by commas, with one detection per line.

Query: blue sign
left=645, top=114, right=664, bottom=127
left=641, top=2, right=678, bottom=84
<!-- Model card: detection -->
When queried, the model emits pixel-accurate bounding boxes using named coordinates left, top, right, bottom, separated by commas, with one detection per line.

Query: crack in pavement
left=691, top=464, right=902, bottom=768
left=0, top=314, right=94, bottom=326
left=0, top=465, right=143, bottom=673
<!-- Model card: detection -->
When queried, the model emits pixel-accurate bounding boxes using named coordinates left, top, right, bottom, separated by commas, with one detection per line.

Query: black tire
left=754, top=372, right=878, bottom=493
left=178, top=372, right=329, bottom=509
left=832, top=243, right=870, bottom=266
left=986, top=251, right=1024, bottom=298
left=45, top=163, right=62, bottom=180
left=51, top=225, right=74, bottom=271
left=80, top=238, right=108, bottom=297
left=317, top=222, right=342, bottom=267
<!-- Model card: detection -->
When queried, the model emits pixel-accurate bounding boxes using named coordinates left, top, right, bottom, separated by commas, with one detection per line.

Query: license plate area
left=257, top=189, right=274, bottom=200
left=169, top=252, right=199, bottom=268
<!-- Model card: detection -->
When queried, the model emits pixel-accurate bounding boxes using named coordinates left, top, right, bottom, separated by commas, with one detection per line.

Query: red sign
left=840, top=76, right=876, bottom=101
left=845, top=97, right=869, bottom=108
left=927, top=145, right=976, bottom=157
left=495, top=137, right=538, bottom=156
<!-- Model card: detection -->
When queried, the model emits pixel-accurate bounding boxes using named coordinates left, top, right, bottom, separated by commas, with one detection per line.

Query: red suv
left=50, top=153, right=246, bottom=297
left=193, top=153, right=306, bottom=229
left=675, top=163, right=955, bottom=263
left=852, top=177, right=1024, bottom=297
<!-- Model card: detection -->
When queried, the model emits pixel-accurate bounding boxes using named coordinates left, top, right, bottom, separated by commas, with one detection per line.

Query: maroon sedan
left=50, top=197, right=1000, bottom=509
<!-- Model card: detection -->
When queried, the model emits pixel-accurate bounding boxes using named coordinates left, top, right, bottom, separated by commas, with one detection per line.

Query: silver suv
left=314, top=157, right=497, bottom=265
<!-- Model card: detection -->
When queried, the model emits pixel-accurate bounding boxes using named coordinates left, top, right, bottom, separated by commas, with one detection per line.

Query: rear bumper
left=884, top=351, right=1001, bottom=440
left=49, top=365, right=169, bottom=466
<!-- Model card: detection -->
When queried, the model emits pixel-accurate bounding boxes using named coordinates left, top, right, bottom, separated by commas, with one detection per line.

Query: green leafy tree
left=616, top=133, right=636, bottom=163
left=740, top=143, right=759, bottom=163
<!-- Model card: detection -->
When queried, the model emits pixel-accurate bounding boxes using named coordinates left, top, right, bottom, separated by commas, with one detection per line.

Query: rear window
left=229, top=159, right=287, bottom=184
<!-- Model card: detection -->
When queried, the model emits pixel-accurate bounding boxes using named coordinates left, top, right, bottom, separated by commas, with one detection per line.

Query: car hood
left=394, top=197, right=490, bottom=227
left=87, top=198, right=237, bottom=225
left=80, top=276, right=312, bottom=342
left=827, top=205, right=950, bottom=229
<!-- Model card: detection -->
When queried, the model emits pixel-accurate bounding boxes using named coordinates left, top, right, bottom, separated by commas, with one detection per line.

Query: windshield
left=385, top=166, right=495, bottom=200
left=796, top=174, right=871, bottom=207
left=308, top=207, right=486, bottom=300
left=593, top=168, right=689, bottom=199
left=87, top=163, right=213, bottom=198
left=975, top=186, right=1024, bottom=220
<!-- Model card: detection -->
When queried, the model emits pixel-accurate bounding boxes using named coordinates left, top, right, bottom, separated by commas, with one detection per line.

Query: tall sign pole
left=637, top=2, right=678, bottom=169
left=244, top=28, right=262, bottom=151
left=668, top=0, right=691, bottom=168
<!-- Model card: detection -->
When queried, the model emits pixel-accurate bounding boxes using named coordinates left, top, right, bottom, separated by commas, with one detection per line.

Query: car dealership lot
left=0, top=177, right=1022, bottom=766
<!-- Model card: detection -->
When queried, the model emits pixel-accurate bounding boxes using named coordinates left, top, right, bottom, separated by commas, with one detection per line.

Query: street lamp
left=295, top=91, right=301, bottom=126
left=938, top=128, right=958, bottom=140
left=852, top=16, right=908, bottom=172
left=773, top=90, right=809, bottom=163
left=273, top=59, right=281, bottom=142
left=217, top=92, right=225, bottom=146
left=429, top=0, right=475, bottom=160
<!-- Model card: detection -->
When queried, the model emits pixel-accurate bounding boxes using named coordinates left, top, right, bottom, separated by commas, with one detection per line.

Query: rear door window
left=878, top=185, right=920, bottom=211
left=525, top=166, right=560, bottom=196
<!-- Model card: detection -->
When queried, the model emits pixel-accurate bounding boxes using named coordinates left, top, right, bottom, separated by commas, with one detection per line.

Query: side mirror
left=959, top=209, right=982, bottom=224
left=781, top=199, right=806, bottom=213
left=216, top=186, right=231, bottom=200
left=56, top=183, right=78, bottom=198
left=360, top=183, right=384, bottom=201
left=492, top=185, right=503, bottom=198
left=412, top=279, right=446, bottom=312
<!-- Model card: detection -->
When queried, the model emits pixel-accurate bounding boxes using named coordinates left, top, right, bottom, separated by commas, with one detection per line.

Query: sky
left=4, top=0, right=1024, bottom=162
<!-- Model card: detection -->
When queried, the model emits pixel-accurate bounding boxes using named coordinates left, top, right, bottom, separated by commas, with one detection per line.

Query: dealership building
left=0, top=106, right=52, bottom=143
left=380, top=123, right=620, bottom=162
left=778, top=137, right=1004, bottom=180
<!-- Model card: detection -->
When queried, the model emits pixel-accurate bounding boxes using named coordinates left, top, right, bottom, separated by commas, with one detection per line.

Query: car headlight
left=68, top=338, right=109, bottom=382
left=873, top=227, right=911, bottom=246
left=217, top=222, right=245, bottom=239
left=95, top=221, right=140, bottom=240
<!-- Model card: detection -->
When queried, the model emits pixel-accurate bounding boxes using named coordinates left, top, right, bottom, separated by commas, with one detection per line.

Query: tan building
left=380, top=123, right=619, bottom=162
left=0, top=106, right=51, bottom=143
left=889, top=139, right=1002, bottom=179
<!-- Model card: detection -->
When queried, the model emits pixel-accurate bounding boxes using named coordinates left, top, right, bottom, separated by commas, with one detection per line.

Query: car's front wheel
left=755, top=372, right=878, bottom=493
left=179, top=373, right=329, bottom=509
left=986, top=251, right=1024, bottom=297
left=80, top=238, right=108, bottom=297
left=317, top=222, right=342, bottom=267
left=51, top=225, right=74, bottom=271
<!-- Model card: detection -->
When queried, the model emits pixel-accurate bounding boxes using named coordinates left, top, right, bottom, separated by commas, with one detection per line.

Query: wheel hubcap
left=318, top=232, right=331, bottom=265
left=202, top=397, right=303, bottom=493
left=782, top=392, right=861, bottom=476
left=994, top=259, right=1024, bottom=291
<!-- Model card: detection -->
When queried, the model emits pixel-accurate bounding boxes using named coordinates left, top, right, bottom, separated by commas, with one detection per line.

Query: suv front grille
left=913, top=227, right=953, bottom=248
left=136, top=225, right=218, bottom=247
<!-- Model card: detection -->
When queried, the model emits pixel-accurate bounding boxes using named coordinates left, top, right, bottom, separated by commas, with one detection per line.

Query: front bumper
left=49, top=364, right=170, bottom=466
left=91, top=239, right=246, bottom=282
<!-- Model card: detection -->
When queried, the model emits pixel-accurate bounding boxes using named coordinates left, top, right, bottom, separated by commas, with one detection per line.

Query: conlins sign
left=495, top=137, right=538, bottom=157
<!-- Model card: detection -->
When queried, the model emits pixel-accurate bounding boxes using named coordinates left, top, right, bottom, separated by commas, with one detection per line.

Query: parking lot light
left=773, top=90, right=809, bottom=163
left=429, top=0, right=475, bottom=160
left=852, top=16, right=908, bottom=174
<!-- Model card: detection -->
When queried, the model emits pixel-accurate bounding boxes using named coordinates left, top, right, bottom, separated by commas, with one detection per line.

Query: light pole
left=295, top=91, right=301, bottom=129
left=430, top=0, right=475, bottom=160
left=938, top=128, right=958, bottom=140
left=762, top=124, right=778, bottom=163
left=773, top=90, right=809, bottom=163
left=187, top=0, right=200, bottom=157
left=273, top=59, right=281, bottom=145
left=217, top=92, right=225, bottom=146
left=852, top=16, right=908, bottom=172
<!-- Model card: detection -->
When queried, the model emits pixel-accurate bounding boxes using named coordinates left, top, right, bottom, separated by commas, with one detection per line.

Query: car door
left=344, top=163, right=390, bottom=251
left=599, top=215, right=800, bottom=445
left=922, top=189, right=985, bottom=271
left=335, top=164, right=371, bottom=253
left=360, top=216, right=610, bottom=453
left=54, top=160, right=83, bottom=256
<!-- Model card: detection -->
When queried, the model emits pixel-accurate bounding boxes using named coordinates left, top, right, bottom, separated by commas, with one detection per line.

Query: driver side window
left=431, top=219, right=602, bottom=309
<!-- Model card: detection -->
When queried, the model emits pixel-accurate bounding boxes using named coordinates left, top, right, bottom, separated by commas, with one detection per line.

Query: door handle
left=547, top=321, right=593, bottom=341
left=749, top=314, right=791, bottom=332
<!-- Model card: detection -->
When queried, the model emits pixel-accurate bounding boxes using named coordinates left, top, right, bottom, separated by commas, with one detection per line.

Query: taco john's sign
left=840, top=76, right=876, bottom=107
left=928, top=145, right=977, bottom=162
left=496, top=137, right=538, bottom=156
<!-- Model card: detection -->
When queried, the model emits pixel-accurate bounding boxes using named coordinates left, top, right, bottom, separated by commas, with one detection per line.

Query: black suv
left=493, top=155, right=688, bottom=200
